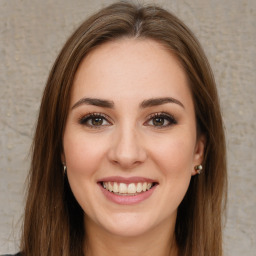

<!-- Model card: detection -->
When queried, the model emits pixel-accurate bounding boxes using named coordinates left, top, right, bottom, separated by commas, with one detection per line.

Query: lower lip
left=99, top=184, right=157, bottom=205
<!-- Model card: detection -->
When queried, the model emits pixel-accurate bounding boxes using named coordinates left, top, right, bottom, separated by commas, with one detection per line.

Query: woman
left=6, top=1, right=227, bottom=256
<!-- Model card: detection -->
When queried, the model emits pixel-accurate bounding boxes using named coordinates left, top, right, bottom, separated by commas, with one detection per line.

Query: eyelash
left=78, top=112, right=112, bottom=128
left=144, top=112, right=177, bottom=128
left=78, top=112, right=177, bottom=128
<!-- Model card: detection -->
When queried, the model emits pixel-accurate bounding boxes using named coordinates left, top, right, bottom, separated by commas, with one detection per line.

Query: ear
left=191, top=134, right=206, bottom=176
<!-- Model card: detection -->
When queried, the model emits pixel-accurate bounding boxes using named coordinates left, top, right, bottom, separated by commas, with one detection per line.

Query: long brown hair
left=21, top=1, right=227, bottom=256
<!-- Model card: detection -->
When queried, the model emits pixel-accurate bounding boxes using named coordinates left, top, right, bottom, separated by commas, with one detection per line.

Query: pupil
left=92, top=117, right=103, bottom=126
left=153, top=117, right=164, bottom=126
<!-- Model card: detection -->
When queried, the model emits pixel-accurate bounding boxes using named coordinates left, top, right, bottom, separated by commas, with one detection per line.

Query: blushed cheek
left=64, top=135, right=106, bottom=177
left=64, top=139, right=97, bottom=210
left=155, top=139, right=195, bottom=176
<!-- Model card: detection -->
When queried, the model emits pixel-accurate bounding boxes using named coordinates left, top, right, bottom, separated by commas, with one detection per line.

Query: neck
left=84, top=218, right=178, bottom=256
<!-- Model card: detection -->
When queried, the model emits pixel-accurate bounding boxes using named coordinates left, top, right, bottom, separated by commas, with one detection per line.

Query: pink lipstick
left=98, top=176, right=158, bottom=205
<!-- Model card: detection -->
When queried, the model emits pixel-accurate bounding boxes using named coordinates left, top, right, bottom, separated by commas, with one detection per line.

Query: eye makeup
left=78, top=112, right=112, bottom=128
left=77, top=110, right=177, bottom=130
left=144, top=112, right=177, bottom=128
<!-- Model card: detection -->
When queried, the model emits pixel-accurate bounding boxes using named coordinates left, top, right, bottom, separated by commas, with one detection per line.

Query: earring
left=63, top=164, right=67, bottom=175
left=194, top=164, right=203, bottom=174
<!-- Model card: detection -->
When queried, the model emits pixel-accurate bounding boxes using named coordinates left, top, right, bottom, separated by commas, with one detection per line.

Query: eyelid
left=78, top=112, right=113, bottom=127
left=144, top=112, right=177, bottom=127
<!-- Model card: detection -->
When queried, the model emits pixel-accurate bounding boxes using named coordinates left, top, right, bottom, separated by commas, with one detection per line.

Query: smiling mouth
left=100, top=181, right=158, bottom=196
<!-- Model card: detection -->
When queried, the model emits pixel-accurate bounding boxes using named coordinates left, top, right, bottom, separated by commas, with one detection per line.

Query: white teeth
left=147, top=183, right=152, bottom=190
left=127, top=183, right=136, bottom=193
left=137, top=183, right=143, bottom=192
left=142, top=182, right=147, bottom=192
left=113, top=182, right=118, bottom=193
left=102, top=181, right=153, bottom=194
left=119, top=183, right=127, bottom=193
left=108, top=182, right=113, bottom=192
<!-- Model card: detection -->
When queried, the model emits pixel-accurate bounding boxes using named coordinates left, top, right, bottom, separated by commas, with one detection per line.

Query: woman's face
left=62, top=38, right=205, bottom=237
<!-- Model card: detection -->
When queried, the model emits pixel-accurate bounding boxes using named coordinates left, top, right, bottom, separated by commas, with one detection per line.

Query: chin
left=104, top=219, right=154, bottom=238
left=91, top=210, right=173, bottom=238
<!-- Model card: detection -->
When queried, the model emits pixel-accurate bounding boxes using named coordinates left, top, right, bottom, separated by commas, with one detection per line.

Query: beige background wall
left=0, top=0, right=255, bottom=255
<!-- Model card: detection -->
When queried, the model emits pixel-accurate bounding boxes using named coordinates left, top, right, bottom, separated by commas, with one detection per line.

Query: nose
left=107, top=126, right=147, bottom=169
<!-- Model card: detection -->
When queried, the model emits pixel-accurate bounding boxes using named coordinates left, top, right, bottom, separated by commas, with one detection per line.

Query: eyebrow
left=71, top=97, right=114, bottom=109
left=140, top=97, right=184, bottom=109
left=71, top=96, right=184, bottom=110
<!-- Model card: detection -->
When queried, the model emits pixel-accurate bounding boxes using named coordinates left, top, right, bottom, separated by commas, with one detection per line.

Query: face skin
left=62, top=38, right=205, bottom=255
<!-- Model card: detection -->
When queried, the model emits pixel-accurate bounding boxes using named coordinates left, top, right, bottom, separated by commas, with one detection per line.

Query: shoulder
left=1, top=253, right=21, bottom=256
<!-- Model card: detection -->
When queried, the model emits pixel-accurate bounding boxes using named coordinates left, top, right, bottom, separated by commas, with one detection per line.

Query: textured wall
left=0, top=0, right=255, bottom=255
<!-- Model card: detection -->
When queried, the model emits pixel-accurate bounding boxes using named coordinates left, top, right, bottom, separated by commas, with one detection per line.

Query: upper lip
left=98, top=176, right=158, bottom=184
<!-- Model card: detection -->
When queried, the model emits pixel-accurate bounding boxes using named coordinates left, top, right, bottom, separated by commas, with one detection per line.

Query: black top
left=1, top=253, right=21, bottom=256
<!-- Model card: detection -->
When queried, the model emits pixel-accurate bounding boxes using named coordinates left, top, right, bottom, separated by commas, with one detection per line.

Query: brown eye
left=153, top=117, right=165, bottom=126
left=145, top=113, right=177, bottom=128
left=79, top=113, right=111, bottom=128
left=91, top=117, right=104, bottom=126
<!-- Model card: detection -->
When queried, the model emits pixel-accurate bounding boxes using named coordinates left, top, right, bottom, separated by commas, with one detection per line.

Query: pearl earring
left=194, top=164, right=203, bottom=174
left=63, top=164, right=67, bottom=175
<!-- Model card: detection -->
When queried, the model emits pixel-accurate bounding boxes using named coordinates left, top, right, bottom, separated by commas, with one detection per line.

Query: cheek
left=62, top=132, right=106, bottom=213
left=150, top=136, right=194, bottom=212
left=150, top=133, right=196, bottom=175
left=63, top=132, right=107, bottom=176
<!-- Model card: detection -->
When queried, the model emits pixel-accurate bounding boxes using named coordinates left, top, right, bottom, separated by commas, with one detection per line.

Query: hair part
left=21, top=2, right=227, bottom=256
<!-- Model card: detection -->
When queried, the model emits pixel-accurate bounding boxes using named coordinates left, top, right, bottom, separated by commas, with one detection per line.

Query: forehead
left=71, top=38, right=192, bottom=107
